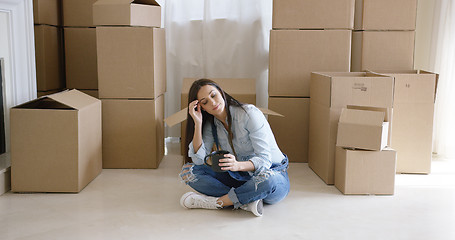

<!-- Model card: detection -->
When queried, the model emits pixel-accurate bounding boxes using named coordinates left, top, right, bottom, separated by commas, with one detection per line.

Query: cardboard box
left=272, top=0, right=355, bottom=29
left=97, top=27, right=166, bottom=99
left=309, top=72, right=394, bottom=184
left=37, top=89, right=62, bottom=98
left=62, top=0, right=97, bottom=27
left=33, top=0, right=62, bottom=26
left=351, top=31, right=415, bottom=72
left=11, top=90, right=102, bottom=192
left=355, top=0, right=417, bottom=30
left=269, top=30, right=351, bottom=97
left=64, top=27, right=98, bottom=90
left=102, top=96, right=164, bottom=169
left=336, top=108, right=389, bottom=151
left=268, top=97, right=309, bottom=163
left=34, top=25, right=65, bottom=91
left=80, top=90, right=99, bottom=99
left=180, top=78, right=256, bottom=155
left=377, top=70, right=438, bottom=174
left=335, top=147, right=396, bottom=195
left=93, top=0, right=161, bottom=27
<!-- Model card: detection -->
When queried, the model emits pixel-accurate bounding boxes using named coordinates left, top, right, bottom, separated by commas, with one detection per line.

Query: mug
left=204, top=150, right=230, bottom=172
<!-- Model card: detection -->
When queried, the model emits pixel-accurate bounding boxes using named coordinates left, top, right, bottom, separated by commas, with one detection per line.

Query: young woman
left=179, top=79, right=290, bottom=217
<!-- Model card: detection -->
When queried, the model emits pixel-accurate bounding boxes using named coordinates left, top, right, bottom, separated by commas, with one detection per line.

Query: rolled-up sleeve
left=188, top=123, right=214, bottom=165
left=245, top=107, right=273, bottom=174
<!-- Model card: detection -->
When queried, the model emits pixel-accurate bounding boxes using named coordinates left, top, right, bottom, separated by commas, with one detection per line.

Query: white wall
left=414, top=0, right=436, bottom=70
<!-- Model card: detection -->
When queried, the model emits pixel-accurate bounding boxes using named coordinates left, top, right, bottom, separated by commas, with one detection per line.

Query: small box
left=269, top=30, right=352, bottom=97
left=34, top=25, right=65, bottom=91
left=336, top=108, right=389, bottom=151
left=335, top=147, right=397, bottom=195
left=351, top=30, right=415, bottom=72
left=64, top=27, right=98, bottom=90
left=268, top=97, right=310, bottom=163
left=11, top=90, right=102, bottom=192
left=62, top=0, right=97, bottom=27
left=180, top=78, right=256, bottom=155
left=102, top=96, right=164, bottom=169
left=33, top=0, right=62, bottom=26
left=377, top=70, right=438, bottom=174
left=97, top=27, right=166, bottom=99
left=93, top=0, right=161, bottom=27
left=355, top=0, right=417, bottom=30
left=272, top=0, right=355, bottom=29
left=309, top=72, right=394, bottom=184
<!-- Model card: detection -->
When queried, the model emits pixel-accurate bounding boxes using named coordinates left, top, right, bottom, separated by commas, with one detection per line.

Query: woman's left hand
left=219, top=154, right=255, bottom=172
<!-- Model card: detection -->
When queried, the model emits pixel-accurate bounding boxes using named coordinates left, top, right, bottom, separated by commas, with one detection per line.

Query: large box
left=272, top=0, right=355, bottom=29
left=335, top=147, right=396, bottom=195
left=93, top=0, right=161, bottom=27
left=377, top=70, right=438, bottom=174
left=354, top=0, right=417, bottom=30
left=62, top=0, right=97, bottom=27
left=11, top=90, right=102, bottom=192
left=309, top=72, right=394, bottom=184
left=102, top=96, right=164, bottom=169
left=180, top=78, right=256, bottom=155
left=34, top=25, right=65, bottom=91
left=33, top=0, right=62, bottom=26
left=336, top=107, right=389, bottom=151
left=268, top=97, right=309, bottom=163
left=269, top=30, right=351, bottom=97
left=97, top=27, right=166, bottom=99
left=64, top=27, right=98, bottom=90
left=351, top=31, right=415, bottom=72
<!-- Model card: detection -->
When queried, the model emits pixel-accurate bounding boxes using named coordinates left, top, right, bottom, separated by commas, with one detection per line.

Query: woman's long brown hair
left=184, top=79, right=244, bottom=163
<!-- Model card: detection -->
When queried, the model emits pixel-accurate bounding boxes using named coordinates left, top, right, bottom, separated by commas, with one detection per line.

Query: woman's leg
left=180, top=163, right=242, bottom=197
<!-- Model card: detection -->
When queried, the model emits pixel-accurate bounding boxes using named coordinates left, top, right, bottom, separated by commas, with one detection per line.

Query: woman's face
left=197, top=85, right=225, bottom=117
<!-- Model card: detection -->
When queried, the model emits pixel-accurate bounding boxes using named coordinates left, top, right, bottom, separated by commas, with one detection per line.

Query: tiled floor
left=0, top=142, right=454, bottom=240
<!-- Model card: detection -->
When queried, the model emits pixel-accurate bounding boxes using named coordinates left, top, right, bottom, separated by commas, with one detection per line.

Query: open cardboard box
left=336, top=107, right=390, bottom=151
left=93, top=0, right=161, bottom=27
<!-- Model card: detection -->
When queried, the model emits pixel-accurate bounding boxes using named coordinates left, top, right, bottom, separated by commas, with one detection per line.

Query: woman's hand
left=219, top=154, right=255, bottom=172
left=189, top=100, right=203, bottom=126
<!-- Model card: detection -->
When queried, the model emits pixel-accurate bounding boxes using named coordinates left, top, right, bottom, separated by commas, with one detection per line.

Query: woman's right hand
left=189, top=100, right=203, bottom=126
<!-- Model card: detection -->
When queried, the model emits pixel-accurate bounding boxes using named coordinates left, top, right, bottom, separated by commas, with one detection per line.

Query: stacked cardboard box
left=376, top=70, right=438, bottom=174
left=95, top=0, right=166, bottom=169
left=267, top=0, right=354, bottom=163
left=62, top=0, right=98, bottom=96
left=11, top=90, right=102, bottom=192
left=308, top=72, right=394, bottom=184
left=335, top=107, right=397, bottom=195
left=179, top=78, right=256, bottom=155
left=33, top=0, right=65, bottom=97
left=351, top=0, right=417, bottom=71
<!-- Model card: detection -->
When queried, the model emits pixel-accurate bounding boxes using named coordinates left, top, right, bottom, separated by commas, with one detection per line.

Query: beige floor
left=1, top=142, right=454, bottom=240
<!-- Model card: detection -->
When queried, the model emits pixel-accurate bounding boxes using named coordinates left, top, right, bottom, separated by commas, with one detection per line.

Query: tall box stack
left=376, top=70, right=438, bottom=174
left=308, top=72, right=394, bottom=184
left=33, top=0, right=65, bottom=97
left=62, top=0, right=99, bottom=98
left=335, top=107, right=397, bottom=195
left=94, top=0, right=166, bottom=169
left=267, top=0, right=354, bottom=163
left=180, top=78, right=256, bottom=155
left=351, top=0, right=417, bottom=71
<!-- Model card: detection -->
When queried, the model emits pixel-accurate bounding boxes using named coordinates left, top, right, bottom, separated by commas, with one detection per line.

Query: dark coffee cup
left=204, top=150, right=230, bottom=172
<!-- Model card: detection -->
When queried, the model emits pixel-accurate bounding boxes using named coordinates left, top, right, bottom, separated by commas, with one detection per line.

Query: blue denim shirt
left=189, top=104, right=285, bottom=174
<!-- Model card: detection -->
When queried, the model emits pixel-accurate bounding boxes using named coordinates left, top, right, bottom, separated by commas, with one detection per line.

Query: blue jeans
left=180, top=157, right=290, bottom=208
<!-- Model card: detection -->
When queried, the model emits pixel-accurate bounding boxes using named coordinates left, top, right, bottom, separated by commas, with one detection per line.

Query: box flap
left=164, top=107, right=284, bottom=127
left=47, top=89, right=99, bottom=110
left=339, top=108, right=385, bottom=126
left=94, top=0, right=159, bottom=6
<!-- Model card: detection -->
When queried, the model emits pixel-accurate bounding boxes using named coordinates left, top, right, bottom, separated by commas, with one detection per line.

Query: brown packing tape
left=164, top=106, right=284, bottom=127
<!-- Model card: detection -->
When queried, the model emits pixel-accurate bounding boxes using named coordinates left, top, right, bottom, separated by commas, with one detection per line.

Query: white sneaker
left=180, top=192, right=222, bottom=210
left=240, top=199, right=263, bottom=217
